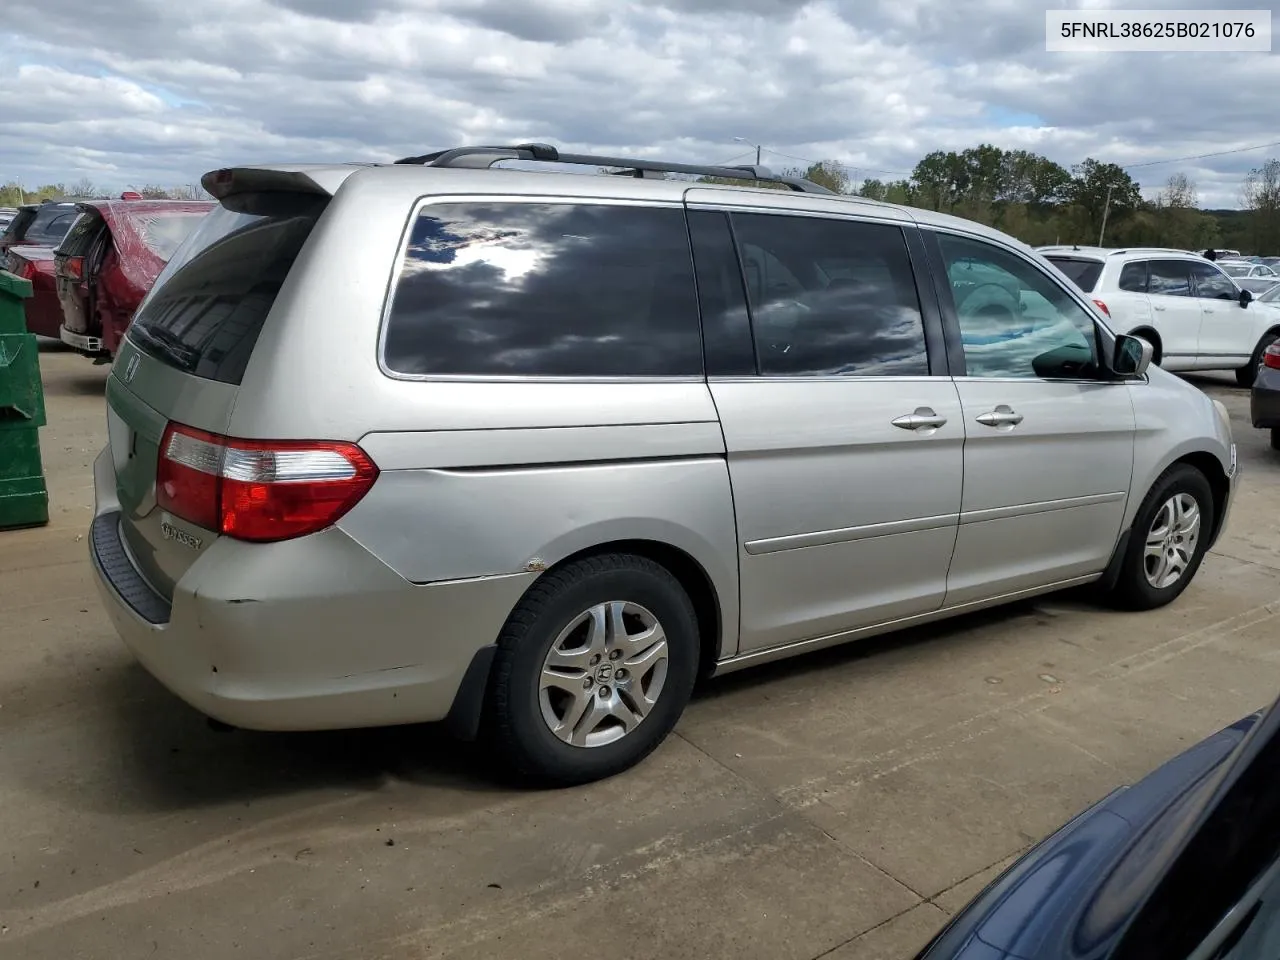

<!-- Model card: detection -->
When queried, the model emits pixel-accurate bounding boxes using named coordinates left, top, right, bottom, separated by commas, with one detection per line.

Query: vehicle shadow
left=38, top=366, right=108, bottom=398
left=36, top=659, right=507, bottom=816
left=694, top=586, right=1105, bottom=701
left=19, top=587, right=1120, bottom=815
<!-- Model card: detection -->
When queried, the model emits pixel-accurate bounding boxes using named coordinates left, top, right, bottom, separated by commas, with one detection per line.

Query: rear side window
left=729, top=212, right=928, bottom=377
left=1045, top=256, right=1104, bottom=292
left=382, top=202, right=702, bottom=378
left=1119, top=261, right=1149, bottom=292
left=128, top=192, right=328, bottom=385
left=1150, top=260, right=1193, bottom=297
left=2, top=209, right=34, bottom=242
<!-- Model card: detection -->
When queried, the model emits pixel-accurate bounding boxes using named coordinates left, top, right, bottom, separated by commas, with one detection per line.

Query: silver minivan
left=89, top=144, right=1238, bottom=784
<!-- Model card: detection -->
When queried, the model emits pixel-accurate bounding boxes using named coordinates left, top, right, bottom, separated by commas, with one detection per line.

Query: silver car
left=89, top=144, right=1238, bottom=784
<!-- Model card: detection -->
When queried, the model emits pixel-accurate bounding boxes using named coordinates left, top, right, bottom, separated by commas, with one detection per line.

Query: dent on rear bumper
left=89, top=485, right=536, bottom=731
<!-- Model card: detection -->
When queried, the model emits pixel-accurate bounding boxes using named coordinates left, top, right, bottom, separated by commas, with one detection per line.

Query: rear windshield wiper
left=131, top=323, right=197, bottom=372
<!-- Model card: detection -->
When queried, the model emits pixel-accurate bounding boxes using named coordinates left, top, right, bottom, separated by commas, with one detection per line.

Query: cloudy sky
left=1, top=0, right=1277, bottom=207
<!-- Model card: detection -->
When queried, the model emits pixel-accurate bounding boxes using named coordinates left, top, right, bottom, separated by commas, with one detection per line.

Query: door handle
left=891, top=407, right=947, bottom=432
left=1152, top=304, right=1167, bottom=311
left=975, top=405, right=1023, bottom=428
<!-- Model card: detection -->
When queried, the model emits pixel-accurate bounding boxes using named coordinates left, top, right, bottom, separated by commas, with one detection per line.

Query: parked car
left=0, top=200, right=81, bottom=254
left=1250, top=286, right=1280, bottom=447
left=1039, top=245, right=1280, bottom=386
left=54, top=198, right=213, bottom=358
left=1257, top=256, right=1280, bottom=271
left=88, top=146, right=1237, bottom=784
left=0, top=207, right=17, bottom=230
left=920, top=692, right=1280, bottom=960
left=3, top=243, right=62, bottom=337
left=1221, top=260, right=1280, bottom=281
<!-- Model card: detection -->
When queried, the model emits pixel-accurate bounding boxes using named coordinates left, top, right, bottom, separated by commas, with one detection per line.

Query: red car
left=55, top=197, right=214, bottom=358
left=3, top=244, right=63, bottom=338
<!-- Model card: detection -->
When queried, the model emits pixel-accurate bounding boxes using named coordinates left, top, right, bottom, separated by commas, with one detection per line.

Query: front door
left=930, top=231, right=1136, bottom=606
left=688, top=205, right=964, bottom=655
left=1189, top=259, right=1253, bottom=368
left=1146, top=259, right=1203, bottom=370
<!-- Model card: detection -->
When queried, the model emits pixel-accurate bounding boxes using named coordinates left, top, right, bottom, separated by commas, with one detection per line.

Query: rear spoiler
left=200, top=165, right=366, bottom=201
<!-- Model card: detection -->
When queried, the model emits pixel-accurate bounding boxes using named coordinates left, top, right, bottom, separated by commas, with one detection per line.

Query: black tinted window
left=687, top=210, right=754, bottom=376
left=1191, top=261, right=1239, bottom=300
left=1045, top=257, right=1104, bottom=292
left=129, top=193, right=327, bottom=385
left=1149, top=260, right=1193, bottom=297
left=383, top=203, right=701, bottom=378
left=1119, top=261, right=1149, bottom=292
left=25, top=206, right=78, bottom=245
left=56, top=212, right=103, bottom=256
left=728, top=213, right=928, bottom=377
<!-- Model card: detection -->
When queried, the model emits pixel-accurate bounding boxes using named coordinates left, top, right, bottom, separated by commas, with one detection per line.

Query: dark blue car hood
left=920, top=710, right=1263, bottom=960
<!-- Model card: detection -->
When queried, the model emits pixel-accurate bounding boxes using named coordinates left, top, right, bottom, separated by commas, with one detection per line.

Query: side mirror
left=1240, top=289, right=1253, bottom=308
left=1114, top=334, right=1153, bottom=377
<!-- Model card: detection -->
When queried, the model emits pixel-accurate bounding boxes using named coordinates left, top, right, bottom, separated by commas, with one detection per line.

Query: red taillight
left=1264, top=343, right=1280, bottom=371
left=1092, top=299, right=1110, bottom=317
left=11, top=257, right=36, bottom=281
left=156, top=422, right=378, bottom=543
left=63, top=256, right=84, bottom=281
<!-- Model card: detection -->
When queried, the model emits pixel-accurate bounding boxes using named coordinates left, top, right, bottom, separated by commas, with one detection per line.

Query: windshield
left=1045, top=256, right=1105, bottom=292
left=1260, top=285, right=1280, bottom=303
left=1221, top=263, right=1250, bottom=277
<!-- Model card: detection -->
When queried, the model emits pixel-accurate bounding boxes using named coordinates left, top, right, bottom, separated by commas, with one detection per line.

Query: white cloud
left=0, top=0, right=1277, bottom=206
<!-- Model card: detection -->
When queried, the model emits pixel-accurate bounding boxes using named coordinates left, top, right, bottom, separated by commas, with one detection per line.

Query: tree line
left=0, top=178, right=208, bottom=207
left=704, top=146, right=1280, bottom=255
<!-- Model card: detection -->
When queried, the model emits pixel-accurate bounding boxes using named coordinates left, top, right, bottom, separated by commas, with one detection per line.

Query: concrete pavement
left=1, top=348, right=1277, bottom=959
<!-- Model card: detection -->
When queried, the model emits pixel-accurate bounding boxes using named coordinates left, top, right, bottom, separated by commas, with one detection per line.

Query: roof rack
left=393, top=142, right=834, bottom=195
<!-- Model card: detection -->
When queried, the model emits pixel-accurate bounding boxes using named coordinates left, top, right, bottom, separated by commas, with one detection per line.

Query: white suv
left=1040, top=246, right=1280, bottom=386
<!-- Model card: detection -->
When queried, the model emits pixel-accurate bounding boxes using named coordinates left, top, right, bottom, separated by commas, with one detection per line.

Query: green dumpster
left=0, top=270, right=50, bottom=529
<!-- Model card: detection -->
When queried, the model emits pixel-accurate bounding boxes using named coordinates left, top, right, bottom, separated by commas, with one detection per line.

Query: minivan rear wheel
left=487, top=554, right=699, bottom=785
left=1109, top=464, right=1215, bottom=611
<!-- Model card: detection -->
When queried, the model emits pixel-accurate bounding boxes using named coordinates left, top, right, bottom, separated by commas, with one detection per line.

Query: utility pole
left=734, top=137, right=763, bottom=167
left=1098, top=183, right=1114, bottom=247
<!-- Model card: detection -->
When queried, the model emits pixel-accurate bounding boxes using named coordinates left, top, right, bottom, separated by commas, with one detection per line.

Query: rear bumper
left=88, top=448, right=534, bottom=731
left=60, top=324, right=104, bottom=354
left=1251, top=368, right=1280, bottom=428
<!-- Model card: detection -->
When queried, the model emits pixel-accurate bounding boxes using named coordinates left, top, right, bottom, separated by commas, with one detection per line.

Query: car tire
left=1109, top=464, right=1215, bottom=611
left=1236, top=333, right=1278, bottom=387
left=487, top=554, right=699, bottom=786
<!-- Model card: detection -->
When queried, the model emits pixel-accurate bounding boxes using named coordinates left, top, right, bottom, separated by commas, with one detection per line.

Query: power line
left=1121, top=139, right=1280, bottom=169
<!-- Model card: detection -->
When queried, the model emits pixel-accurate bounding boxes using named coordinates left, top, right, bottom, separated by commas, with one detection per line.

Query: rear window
left=25, top=206, right=79, bottom=245
left=382, top=202, right=703, bottom=378
left=1045, top=256, right=1104, bottom=292
left=56, top=211, right=103, bottom=257
left=128, top=192, right=327, bottom=385
left=135, top=211, right=209, bottom=260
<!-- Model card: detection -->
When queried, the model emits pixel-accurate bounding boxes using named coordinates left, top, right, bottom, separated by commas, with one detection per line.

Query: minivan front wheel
left=488, top=554, right=699, bottom=785
left=1110, top=464, right=1215, bottom=610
